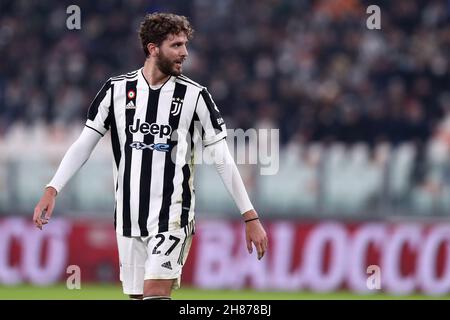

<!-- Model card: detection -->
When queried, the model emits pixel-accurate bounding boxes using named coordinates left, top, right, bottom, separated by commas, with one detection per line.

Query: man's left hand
left=243, top=210, right=268, bottom=260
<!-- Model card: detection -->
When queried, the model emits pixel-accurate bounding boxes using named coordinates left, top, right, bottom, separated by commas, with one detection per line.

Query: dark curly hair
left=139, top=13, right=194, bottom=57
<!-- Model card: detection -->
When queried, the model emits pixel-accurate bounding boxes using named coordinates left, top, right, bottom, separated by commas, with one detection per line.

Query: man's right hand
left=33, top=187, right=57, bottom=230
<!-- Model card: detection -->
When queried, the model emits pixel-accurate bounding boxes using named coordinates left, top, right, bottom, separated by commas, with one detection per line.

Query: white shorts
left=116, top=220, right=195, bottom=295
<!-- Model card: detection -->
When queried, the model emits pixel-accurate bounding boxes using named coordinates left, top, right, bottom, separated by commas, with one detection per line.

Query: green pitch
left=0, top=284, right=448, bottom=300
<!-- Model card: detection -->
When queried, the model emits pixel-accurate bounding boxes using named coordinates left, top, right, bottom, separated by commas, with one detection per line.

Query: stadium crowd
left=1, top=0, right=449, bottom=146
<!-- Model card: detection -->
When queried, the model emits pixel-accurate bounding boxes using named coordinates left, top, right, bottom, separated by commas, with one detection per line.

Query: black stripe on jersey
left=122, top=80, right=138, bottom=236
left=112, top=71, right=137, bottom=78
left=200, top=89, right=223, bottom=132
left=109, top=85, right=121, bottom=170
left=114, top=181, right=119, bottom=229
left=180, top=113, right=197, bottom=228
left=137, top=89, right=160, bottom=236
left=114, top=207, right=116, bottom=230
left=192, top=92, right=204, bottom=146
left=103, top=83, right=114, bottom=133
left=111, top=77, right=135, bottom=83
left=111, top=71, right=138, bottom=80
left=87, top=79, right=112, bottom=122
left=177, top=225, right=188, bottom=265
left=177, top=75, right=203, bottom=89
left=110, top=76, right=138, bottom=83
left=85, top=125, right=104, bottom=137
left=111, top=75, right=138, bottom=82
left=158, top=83, right=188, bottom=233
left=180, top=165, right=191, bottom=228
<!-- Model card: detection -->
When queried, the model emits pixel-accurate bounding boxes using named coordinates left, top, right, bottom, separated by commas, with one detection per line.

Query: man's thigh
left=116, top=234, right=148, bottom=295
left=144, top=220, right=195, bottom=290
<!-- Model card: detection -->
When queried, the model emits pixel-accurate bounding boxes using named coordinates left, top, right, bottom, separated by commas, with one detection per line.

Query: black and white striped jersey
left=86, top=68, right=227, bottom=237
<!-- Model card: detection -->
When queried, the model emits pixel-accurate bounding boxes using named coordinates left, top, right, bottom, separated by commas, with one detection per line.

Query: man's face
left=155, top=32, right=189, bottom=76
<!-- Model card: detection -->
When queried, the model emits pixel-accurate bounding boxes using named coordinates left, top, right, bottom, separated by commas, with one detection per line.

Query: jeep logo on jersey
left=129, top=119, right=172, bottom=138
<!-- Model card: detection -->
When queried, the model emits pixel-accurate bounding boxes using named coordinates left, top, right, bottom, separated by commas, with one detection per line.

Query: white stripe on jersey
left=86, top=68, right=227, bottom=236
left=169, top=86, right=199, bottom=225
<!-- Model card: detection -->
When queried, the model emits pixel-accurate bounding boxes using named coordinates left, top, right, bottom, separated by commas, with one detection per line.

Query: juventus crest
left=171, top=97, right=183, bottom=116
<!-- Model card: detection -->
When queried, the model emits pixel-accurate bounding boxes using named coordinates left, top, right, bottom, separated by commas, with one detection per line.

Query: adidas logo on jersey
left=126, top=101, right=136, bottom=109
left=161, top=261, right=172, bottom=270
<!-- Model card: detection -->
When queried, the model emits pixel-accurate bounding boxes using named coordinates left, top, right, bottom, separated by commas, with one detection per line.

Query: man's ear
left=147, top=43, right=159, bottom=57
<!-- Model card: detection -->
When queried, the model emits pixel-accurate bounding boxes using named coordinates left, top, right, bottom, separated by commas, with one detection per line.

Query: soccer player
left=33, top=13, right=267, bottom=300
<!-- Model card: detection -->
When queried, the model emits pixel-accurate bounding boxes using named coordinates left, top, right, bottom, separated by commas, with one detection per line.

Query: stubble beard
left=156, top=51, right=182, bottom=77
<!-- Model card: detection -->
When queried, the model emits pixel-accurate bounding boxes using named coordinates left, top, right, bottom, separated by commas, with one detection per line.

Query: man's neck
left=142, top=59, right=170, bottom=87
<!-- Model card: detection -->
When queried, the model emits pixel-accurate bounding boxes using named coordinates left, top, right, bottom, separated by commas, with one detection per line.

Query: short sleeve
left=85, top=79, right=113, bottom=136
left=195, top=88, right=227, bottom=146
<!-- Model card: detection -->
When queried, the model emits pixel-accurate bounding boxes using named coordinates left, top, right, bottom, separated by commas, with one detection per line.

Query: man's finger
left=45, top=203, right=54, bottom=220
left=256, top=241, right=264, bottom=260
left=33, top=206, right=47, bottom=230
left=246, top=237, right=253, bottom=254
left=33, top=207, right=41, bottom=223
left=35, top=218, right=42, bottom=229
left=259, top=247, right=265, bottom=259
left=33, top=214, right=41, bottom=227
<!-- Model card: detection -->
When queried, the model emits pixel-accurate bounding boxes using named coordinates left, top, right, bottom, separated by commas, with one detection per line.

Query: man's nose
left=181, top=45, right=188, bottom=57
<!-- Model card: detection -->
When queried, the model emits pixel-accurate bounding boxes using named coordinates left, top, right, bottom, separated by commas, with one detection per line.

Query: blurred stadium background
left=1, top=0, right=450, bottom=299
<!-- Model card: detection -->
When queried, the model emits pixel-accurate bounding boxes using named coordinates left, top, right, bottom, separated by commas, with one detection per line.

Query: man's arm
left=33, top=127, right=102, bottom=229
left=205, top=138, right=268, bottom=260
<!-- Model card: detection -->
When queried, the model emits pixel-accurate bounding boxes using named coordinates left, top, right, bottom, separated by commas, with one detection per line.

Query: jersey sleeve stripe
left=200, top=89, right=224, bottom=132
left=87, top=79, right=112, bottom=121
left=103, top=83, right=115, bottom=130
left=176, top=78, right=203, bottom=90
left=178, top=75, right=203, bottom=89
